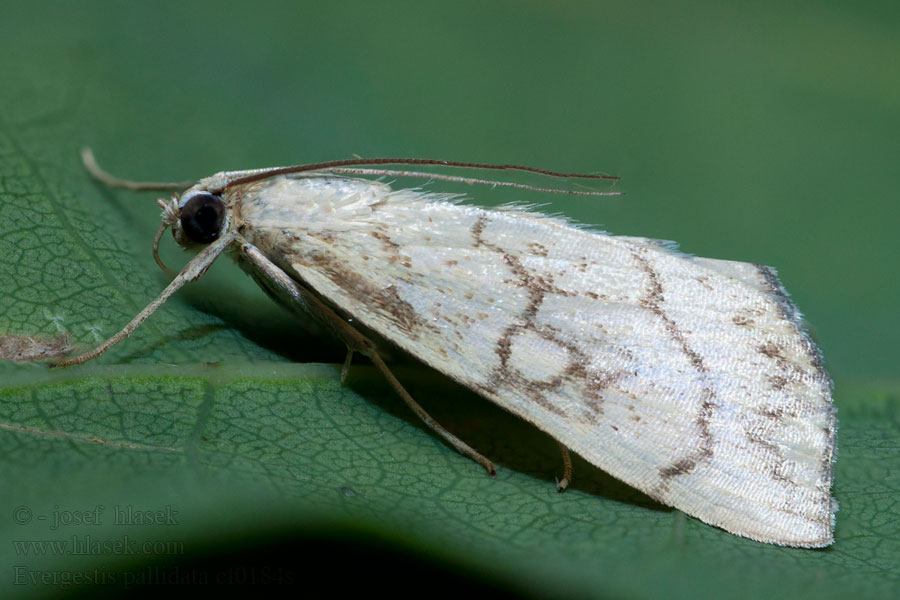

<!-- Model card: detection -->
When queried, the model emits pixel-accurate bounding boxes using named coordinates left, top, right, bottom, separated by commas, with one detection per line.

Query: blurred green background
left=1, top=1, right=898, bottom=598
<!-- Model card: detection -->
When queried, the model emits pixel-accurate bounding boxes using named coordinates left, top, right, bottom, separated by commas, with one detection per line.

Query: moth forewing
left=71, top=152, right=836, bottom=548
left=224, top=175, right=835, bottom=547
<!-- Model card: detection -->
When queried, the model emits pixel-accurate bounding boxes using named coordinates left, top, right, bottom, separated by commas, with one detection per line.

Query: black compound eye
left=180, top=193, right=226, bottom=243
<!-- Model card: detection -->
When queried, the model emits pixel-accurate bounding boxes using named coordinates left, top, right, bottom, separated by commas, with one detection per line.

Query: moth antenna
left=81, top=147, right=195, bottom=191
left=225, top=157, right=619, bottom=188
left=322, top=167, right=622, bottom=196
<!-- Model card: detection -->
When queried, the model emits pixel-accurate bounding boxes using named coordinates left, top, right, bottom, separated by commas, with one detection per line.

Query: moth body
left=65, top=152, right=837, bottom=548
left=173, top=170, right=836, bottom=547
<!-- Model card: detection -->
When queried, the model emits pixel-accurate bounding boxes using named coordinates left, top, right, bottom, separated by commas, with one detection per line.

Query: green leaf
left=2, top=2, right=899, bottom=598
left=2, top=370, right=899, bottom=597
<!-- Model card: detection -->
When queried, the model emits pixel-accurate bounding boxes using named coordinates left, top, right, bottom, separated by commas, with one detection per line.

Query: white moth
left=59, top=149, right=836, bottom=548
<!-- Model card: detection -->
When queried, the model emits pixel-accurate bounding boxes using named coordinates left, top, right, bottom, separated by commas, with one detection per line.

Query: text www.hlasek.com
left=13, top=535, right=183, bottom=556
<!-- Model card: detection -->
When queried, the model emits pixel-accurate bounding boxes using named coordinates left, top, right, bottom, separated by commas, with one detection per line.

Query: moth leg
left=557, top=442, right=573, bottom=492
left=340, top=349, right=354, bottom=385
left=53, top=232, right=237, bottom=367
left=239, top=241, right=496, bottom=477
left=367, top=351, right=495, bottom=476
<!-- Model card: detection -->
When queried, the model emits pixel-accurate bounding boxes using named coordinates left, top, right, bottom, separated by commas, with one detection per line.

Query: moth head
left=152, top=188, right=230, bottom=270
left=175, top=190, right=228, bottom=245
